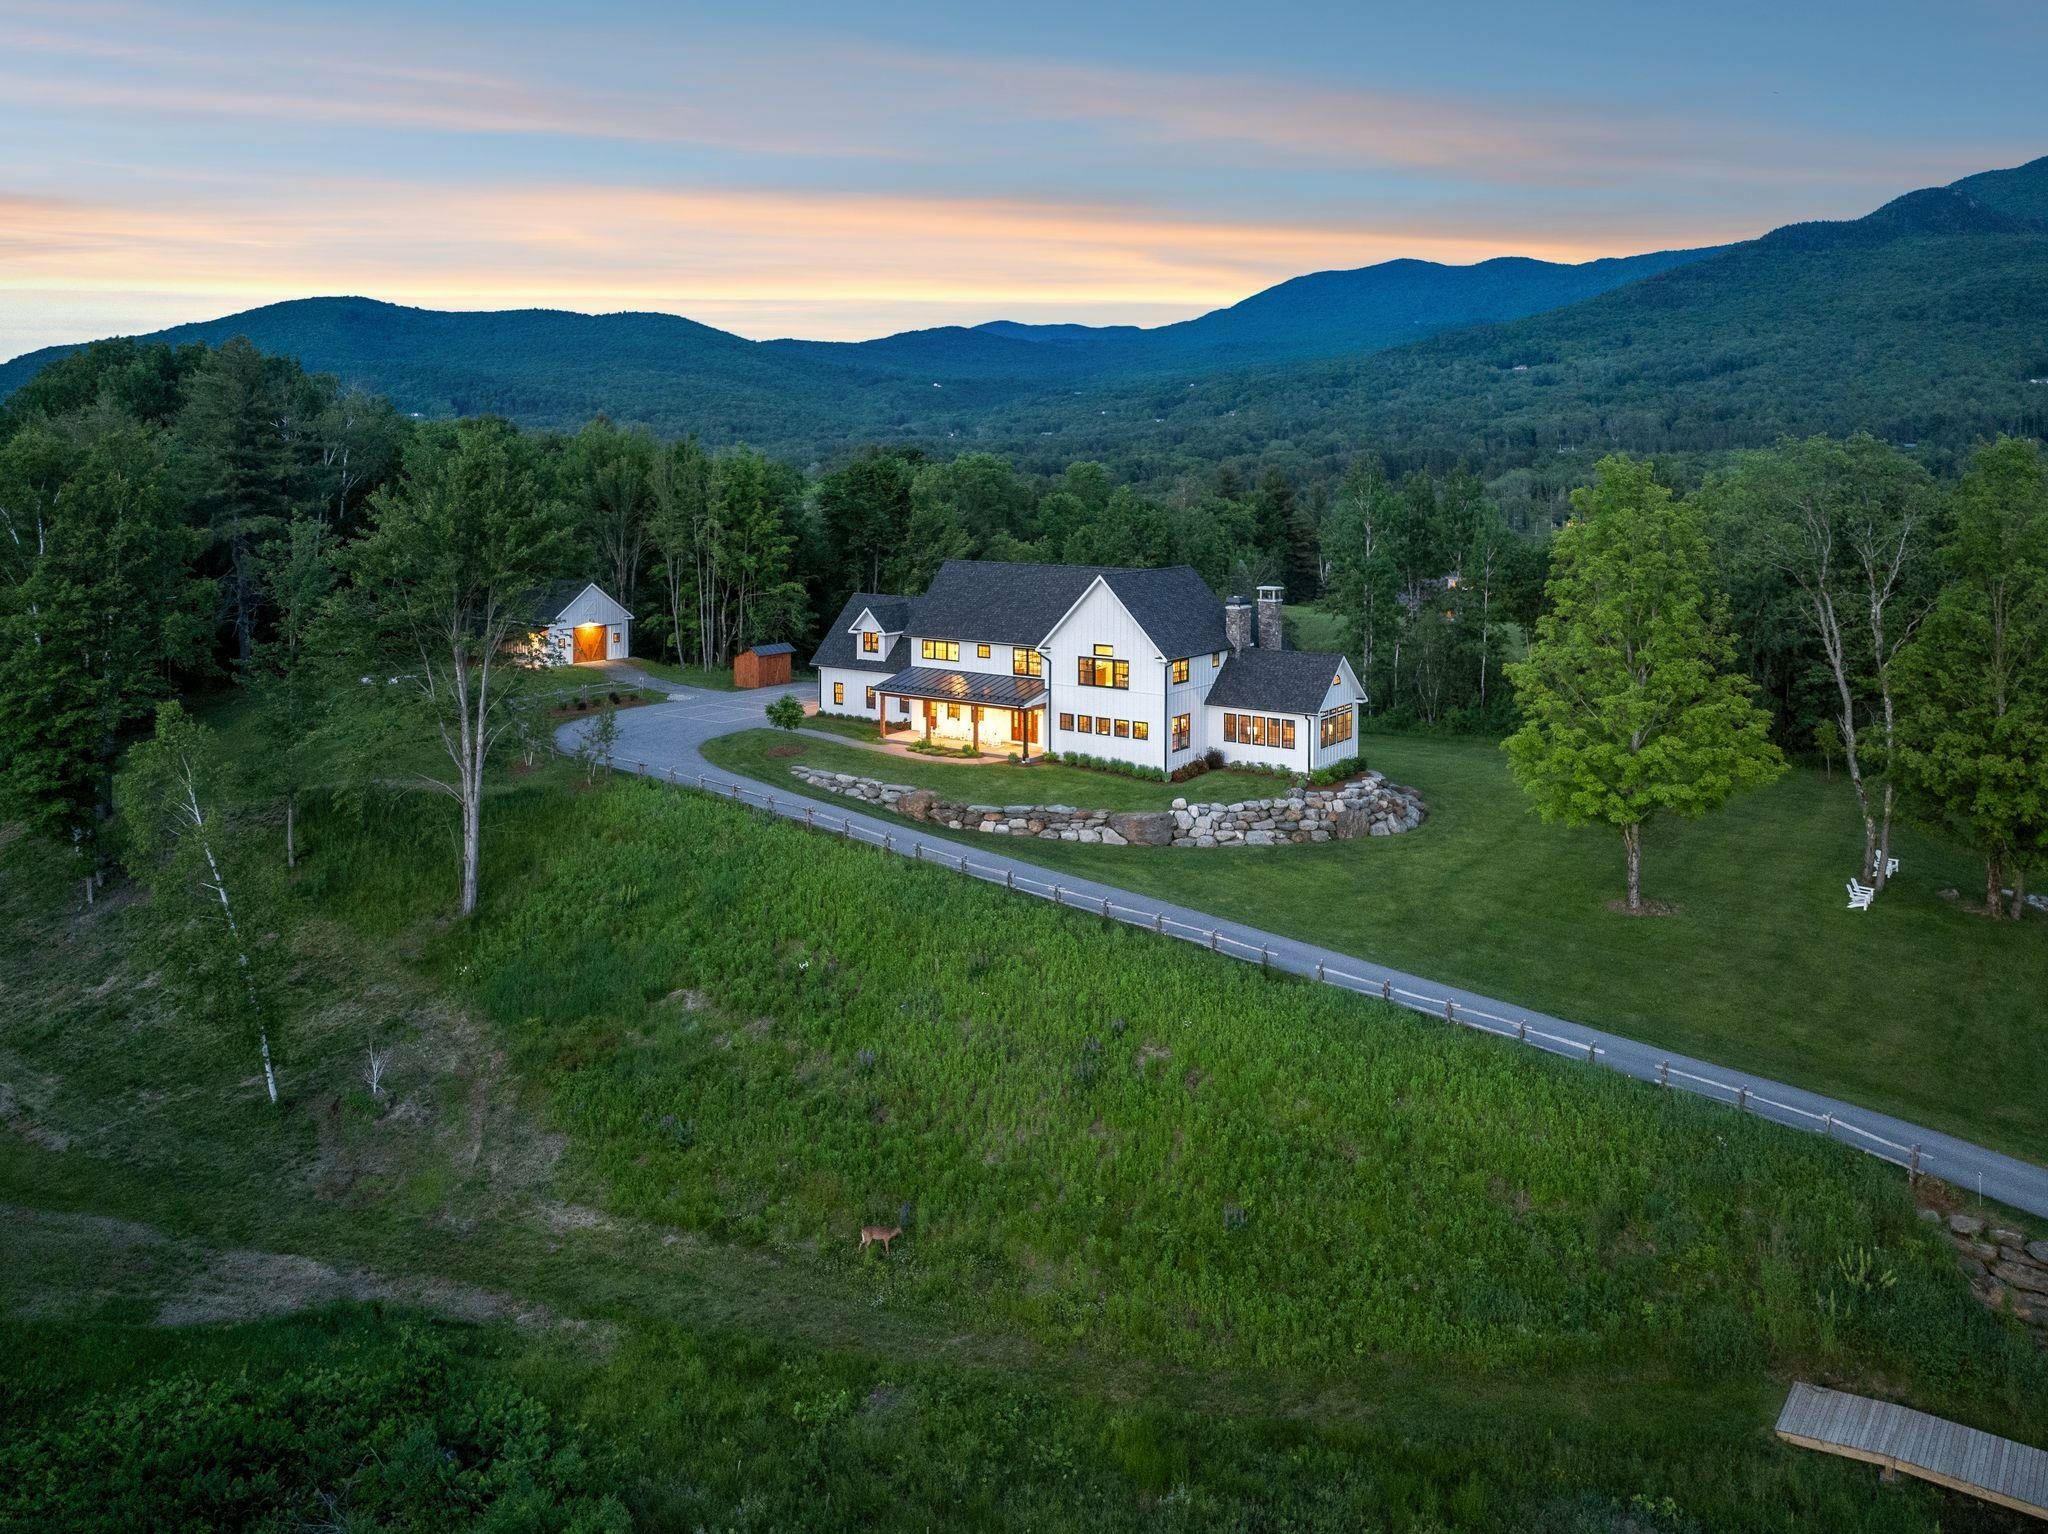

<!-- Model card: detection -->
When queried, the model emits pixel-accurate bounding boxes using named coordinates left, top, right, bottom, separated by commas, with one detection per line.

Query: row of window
left=1060, top=712, right=1150, bottom=740
left=1224, top=713, right=1297, bottom=751
left=1320, top=706, right=1355, bottom=748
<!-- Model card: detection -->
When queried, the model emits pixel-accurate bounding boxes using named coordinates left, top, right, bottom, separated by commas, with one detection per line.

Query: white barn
left=809, top=563, right=1365, bottom=775
left=525, top=580, right=633, bottom=666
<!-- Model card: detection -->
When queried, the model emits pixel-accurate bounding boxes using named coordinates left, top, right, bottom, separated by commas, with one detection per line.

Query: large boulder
left=1107, top=810, right=1174, bottom=846
left=895, top=788, right=938, bottom=821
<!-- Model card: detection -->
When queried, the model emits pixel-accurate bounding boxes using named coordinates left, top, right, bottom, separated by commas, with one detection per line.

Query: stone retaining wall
left=1935, top=1210, right=2048, bottom=1341
left=787, top=765, right=1426, bottom=847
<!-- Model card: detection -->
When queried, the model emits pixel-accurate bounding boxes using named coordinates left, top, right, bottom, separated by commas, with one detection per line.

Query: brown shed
left=733, top=642, right=794, bottom=689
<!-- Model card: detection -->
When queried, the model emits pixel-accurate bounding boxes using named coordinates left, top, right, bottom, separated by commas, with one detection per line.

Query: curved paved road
left=562, top=678, right=2048, bottom=1219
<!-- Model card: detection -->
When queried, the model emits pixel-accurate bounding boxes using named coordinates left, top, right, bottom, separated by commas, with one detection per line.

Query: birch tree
left=1322, top=458, right=1400, bottom=712
left=1708, top=436, right=1940, bottom=887
left=333, top=419, right=568, bottom=917
left=116, top=702, right=281, bottom=1104
left=647, top=435, right=712, bottom=666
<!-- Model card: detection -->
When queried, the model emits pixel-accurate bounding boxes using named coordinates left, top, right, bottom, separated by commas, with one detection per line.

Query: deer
left=858, top=1224, right=902, bottom=1255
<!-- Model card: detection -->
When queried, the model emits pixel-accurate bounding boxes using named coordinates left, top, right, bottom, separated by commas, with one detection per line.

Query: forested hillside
left=4, top=158, right=2043, bottom=481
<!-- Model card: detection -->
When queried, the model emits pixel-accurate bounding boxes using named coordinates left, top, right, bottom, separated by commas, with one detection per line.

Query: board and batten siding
left=1208, top=708, right=1312, bottom=773
left=1166, top=648, right=1224, bottom=771
left=1308, top=666, right=1363, bottom=771
left=1040, top=580, right=1170, bottom=771
left=539, top=583, right=631, bottom=665
left=818, top=665, right=908, bottom=719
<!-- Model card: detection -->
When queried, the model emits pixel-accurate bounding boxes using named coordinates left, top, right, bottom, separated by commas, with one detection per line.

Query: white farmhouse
left=522, top=580, right=632, bottom=665
left=811, top=561, right=1363, bottom=775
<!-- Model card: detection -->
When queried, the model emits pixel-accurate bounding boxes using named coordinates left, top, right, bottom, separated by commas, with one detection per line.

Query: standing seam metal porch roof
left=873, top=666, right=1049, bottom=708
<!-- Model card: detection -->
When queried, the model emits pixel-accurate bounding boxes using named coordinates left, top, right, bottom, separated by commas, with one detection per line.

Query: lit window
left=1171, top=713, right=1191, bottom=751
left=1171, top=658, right=1189, bottom=684
left=946, top=703, right=960, bottom=720
left=1059, top=712, right=1074, bottom=729
left=977, top=643, right=991, bottom=658
left=921, top=639, right=960, bottom=661
left=1076, top=715, right=1093, bottom=734
left=1012, top=647, right=1043, bottom=677
left=832, top=682, right=844, bottom=705
left=1223, top=714, right=1237, bottom=743
left=1113, top=719, right=1130, bottom=738
left=865, top=687, right=876, bottom=708
left=1096, top=716, right=1110, bottom=734
left=1076, top=657, right=1129, bottom=689
left=1281, top=719, right=1296, bottom=749
left=1211, top=652, right=1221, bottom=666
left=862, top=631, right=880, bottom=653
left=1093, top=643, right=1115, bottom=657
left=1133, top=721, right=1149, bottom=740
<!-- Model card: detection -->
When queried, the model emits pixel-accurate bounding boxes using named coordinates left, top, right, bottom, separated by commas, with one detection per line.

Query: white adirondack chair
left=1879, top=856, right=1900, bottom=877
left=1845, top=878, right=1875, bottom=911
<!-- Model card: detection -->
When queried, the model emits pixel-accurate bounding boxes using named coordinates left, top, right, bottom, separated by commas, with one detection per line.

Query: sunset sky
left=4, top=0, right=2044, bottom=360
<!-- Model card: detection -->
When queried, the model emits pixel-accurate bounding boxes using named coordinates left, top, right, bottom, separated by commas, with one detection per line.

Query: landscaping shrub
left=0, top=1327, right=626, bottom=1533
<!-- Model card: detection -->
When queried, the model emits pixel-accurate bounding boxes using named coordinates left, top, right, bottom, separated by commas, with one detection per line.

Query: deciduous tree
left=332, top=419, right=569, bottom=917
left=1896, top=437, right=2048, bottom=919
left=1505, top=456, right=1783, bottom=912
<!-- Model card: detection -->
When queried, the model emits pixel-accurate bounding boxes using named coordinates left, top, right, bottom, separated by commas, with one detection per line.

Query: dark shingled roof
left=915, top=560, right=1229, bottom=657
left=873, top=667, right=1049, bottom=708
left=813, top=562, right=1232, bottom=674
left=746, top=642, right=795, bottom=657
left=810, top=591, right=906, bottom=673
left=521, top=579, right=597, bottom=624
left=1207, top=649, right=1353, bottom=715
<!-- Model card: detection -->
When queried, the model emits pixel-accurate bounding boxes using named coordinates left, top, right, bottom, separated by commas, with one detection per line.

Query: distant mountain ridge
left=762, top=245, right=1722, bottom=379
left=3, top=155, right=2045, bottom=474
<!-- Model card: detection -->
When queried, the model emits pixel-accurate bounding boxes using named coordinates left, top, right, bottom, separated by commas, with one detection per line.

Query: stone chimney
left=1224, top=595, right=1252, bottom=652
left=1256, top=585, right=1285, bottom=651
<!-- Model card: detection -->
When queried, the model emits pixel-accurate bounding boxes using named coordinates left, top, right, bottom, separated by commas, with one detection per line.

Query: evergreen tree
left=1505, top=456, right=1783, bottom=912
left=0, top=410, right=207, bottom=901
left=177, top=338, right=300, bottom=666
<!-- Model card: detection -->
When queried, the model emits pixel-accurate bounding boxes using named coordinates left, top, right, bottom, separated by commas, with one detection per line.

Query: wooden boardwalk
left=1776, top=1381, right=2048, bottom=1520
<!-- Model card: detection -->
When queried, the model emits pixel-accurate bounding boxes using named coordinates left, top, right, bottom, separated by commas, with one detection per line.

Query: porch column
left=971, top=705, right=981, bottom=754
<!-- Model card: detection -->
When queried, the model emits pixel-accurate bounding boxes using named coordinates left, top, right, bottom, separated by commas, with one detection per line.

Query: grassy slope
left=4, top=746, right=2044, bottom=1530
left=705, top=728, right=2048, bottom=1161
left=747, top=730, right=1286, bottom=811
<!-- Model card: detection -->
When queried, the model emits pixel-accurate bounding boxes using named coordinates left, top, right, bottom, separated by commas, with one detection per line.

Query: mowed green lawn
left=736, top=729, right=1286, bottom=812
left=707, top=727, right=2048, bottom=1162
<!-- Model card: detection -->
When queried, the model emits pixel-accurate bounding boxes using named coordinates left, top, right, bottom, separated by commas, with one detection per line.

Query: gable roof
left=811, top=561, right=1232, bottom=673
left=1207, top=649, right=1356, bottom=715
left=522, top=579, right=630, bottom=625
left=917, top=559, right=1229, bottom=657
left=810, top=591, right=905, bottom=673
left=853, top=597, right=911, bottom=633
left=1095, top=566, right=1230, bottom=660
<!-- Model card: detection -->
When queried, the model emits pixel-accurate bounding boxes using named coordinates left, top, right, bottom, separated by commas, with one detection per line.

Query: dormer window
left=861, top=631, right=880, bottom=654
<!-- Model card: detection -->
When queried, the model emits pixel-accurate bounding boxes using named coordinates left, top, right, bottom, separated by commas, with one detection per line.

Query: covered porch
left=874, top=666, right=1047, bottom=760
